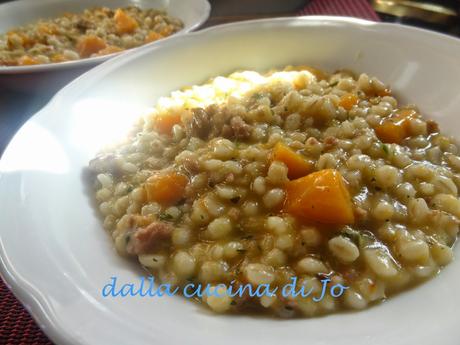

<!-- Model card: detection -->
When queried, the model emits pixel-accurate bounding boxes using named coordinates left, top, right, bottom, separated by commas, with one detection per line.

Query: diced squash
left=96, top=45, right=124, bottom=56
left=271, top=142, right=313, bottom=179
left=287, top=65, right=329, bottom=81
left=397, top=108, right=418, bottom=118
left=50, top=54, right=68, bottom=63
left=374, top=108, right=418, bottom=144
left=144, top=172, right=188, bottom=205
left=17, top=55, right=39, bottom=66
left=145, top=31, right=163, bottom=43
left=37, top=23, right=58, bottom=35
left=339, top=93, right=359, bottom=110
left=375, top=121, right=405, bottom=144
left=159, top=25, right=174, bottom=37
left=284, top=169, right=355, bottom=224
left=377, top=88, right=392, bottom=97
left=114, top=9, right=139, bottom=34
left=76, top=35, right=107, bottom=57
left=7, top=32, right=34, bottom=49
left=153, top=113, right=182, bottom=136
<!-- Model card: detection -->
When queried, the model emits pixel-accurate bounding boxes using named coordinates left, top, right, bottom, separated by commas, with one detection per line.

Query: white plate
left=1, top=17, right=460, bottom=345
left=0, top=0, right=210, bottom=91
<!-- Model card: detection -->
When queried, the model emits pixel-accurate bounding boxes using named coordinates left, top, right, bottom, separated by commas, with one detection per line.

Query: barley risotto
left=89, top=66, right=459, bottom=317
left=0, top=6, right=183, bottom=66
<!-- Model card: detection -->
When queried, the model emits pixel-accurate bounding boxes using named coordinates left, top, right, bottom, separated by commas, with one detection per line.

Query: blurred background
left=206, top=0, right=460, bottom=34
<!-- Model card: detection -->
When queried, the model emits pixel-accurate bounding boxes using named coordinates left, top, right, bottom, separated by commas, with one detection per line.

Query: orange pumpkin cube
left=114, top=9, right=139, bottom=34
left=76, top=35, right=107, bottom=58
left=145, top=31, right=163, bottom=43
left=374, top=109, right=418, bottom=144
left=284, top=169, right=355, bottom=224
left=144, top=172, right=188, bottom=206
left=17, top=55, right=39, bottom=66
left=339, top=93, right=359, bottom=110
left=153, top=113, right=182, bottom=136
left=271, top=142, right=313, bottom=179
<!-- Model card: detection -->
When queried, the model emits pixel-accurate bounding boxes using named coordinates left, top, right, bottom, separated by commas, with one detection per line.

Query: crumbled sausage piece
left=227, top=207, right=241, bottom=221
left=230, top=116, right=253, bottom=139
left=208, top=105, right=231, bottom=137
left=324, top=136, right=338, bottom=149
left=76, top=19, right=94, bottom=32
left=190, top=107, right=211, bottom=139
left=427, top=120, right=439, bottom=134
left=224, top=173, right=235, bottom=183
left=182, top=156, right=200, bottom=174
left=127, top=221, right=173, bottom=255
left=187, top=105, right=252, bottom=141
left=221, top=124, right=233, bottom=138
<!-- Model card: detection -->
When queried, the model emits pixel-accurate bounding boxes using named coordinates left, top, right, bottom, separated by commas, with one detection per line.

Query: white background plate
left=1, top=17, right=460, bottom=345
left=0, top=0, right=210, bottom=92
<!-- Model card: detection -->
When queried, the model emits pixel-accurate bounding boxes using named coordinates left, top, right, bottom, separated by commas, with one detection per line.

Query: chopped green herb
left=159, top=213, right=173, bottom=221
left=252, top=92, right=264, bottom=100
left=341, top=227, right=362, bottom=247
left=236, top=249, right=247, bottom=254
left=230, top=300, right=237, bottom=306
left=382, top=143, right=390, bottom=155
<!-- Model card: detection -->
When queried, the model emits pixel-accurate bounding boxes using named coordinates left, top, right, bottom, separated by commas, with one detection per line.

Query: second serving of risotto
left=0, top=6, right=183, bottom=66
left=89, top=66, right=459, bottom=317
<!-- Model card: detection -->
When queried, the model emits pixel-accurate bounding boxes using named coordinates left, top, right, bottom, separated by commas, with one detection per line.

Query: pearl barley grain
left=205, top=286, right=233, bottom=313
left=207, top=217, right=232, bottom=239
left=245, top=263, right=275, bottom=285
left=173, top=251, right=196, bottom=278
left=328, top=236, right=360, bottom=263
left=263, top=189, right=285, bottom=209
